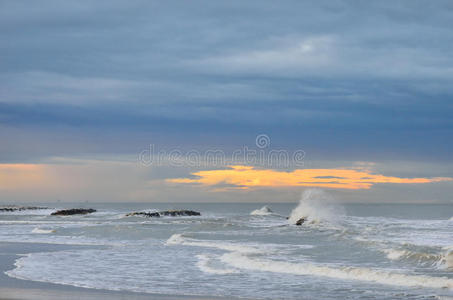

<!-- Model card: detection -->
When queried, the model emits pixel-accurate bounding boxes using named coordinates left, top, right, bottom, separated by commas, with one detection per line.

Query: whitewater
left=1, top=190, right=453, bottom=299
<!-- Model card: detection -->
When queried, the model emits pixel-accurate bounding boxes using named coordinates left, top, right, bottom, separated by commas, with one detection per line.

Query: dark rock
left=295, top=218, right=305, bottom=226
left=0, top=206, right=48, bottom=212
left=159, top=210, right=201, bottom=217
left=51, top=208, right=96, bottom=216
left=125, top=210, right=201, bottom=218
left=125, top=211, right=160, bottom=217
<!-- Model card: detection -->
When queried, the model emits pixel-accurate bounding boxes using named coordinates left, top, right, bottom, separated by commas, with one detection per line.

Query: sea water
left=1, top=190, right=453, bottom=299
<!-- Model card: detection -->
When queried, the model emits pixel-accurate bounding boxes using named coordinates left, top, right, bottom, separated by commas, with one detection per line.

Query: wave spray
left=288, top=189, right=344, bottom=224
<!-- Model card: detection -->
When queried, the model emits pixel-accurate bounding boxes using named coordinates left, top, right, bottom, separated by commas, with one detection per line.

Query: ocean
left=1, top=190, right=453, bottom=299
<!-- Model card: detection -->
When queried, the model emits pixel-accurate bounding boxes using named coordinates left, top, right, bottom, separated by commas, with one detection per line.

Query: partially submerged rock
left=0, top=206, right=48, bottom=212
left=295, top=218, right=306, bottom=226
left=126, top=210, right=201, bottom=218
left=51, top=208, right=96, bottom=216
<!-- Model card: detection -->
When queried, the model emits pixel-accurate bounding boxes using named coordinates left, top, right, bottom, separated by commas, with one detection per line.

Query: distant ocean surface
left=1, top=191, right=453, bottom=299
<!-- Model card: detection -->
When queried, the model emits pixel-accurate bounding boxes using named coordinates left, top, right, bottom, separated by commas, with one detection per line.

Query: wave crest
left=382, top=247, right=453, bottom=270
left=166, top=234, right=259, bottom=254
left=250, top=206, right=273, bottom=216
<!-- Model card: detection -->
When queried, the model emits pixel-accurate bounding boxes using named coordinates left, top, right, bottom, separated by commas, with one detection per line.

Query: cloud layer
left=169, top=165, right=452, bottom=190
left=1, top=1, right=453, bottom=162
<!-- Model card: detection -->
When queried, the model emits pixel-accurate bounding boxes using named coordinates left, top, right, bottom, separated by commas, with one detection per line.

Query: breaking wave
left=383, top=248, right=453, bottom=269
left=220, top=252, right=453, bottom=289
left=166, top=234, right=260, bottom=254
left=250, top=206, right=273, bottom=216
left=288, top=189, right=344, bottom=225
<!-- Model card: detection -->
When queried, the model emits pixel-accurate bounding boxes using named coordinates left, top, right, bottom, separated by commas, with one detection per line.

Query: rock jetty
left=51, top=208, right=96, bottom=216
left=126, top=210, right=201, bottom=217
left=0, top=206, right=48, bottom=212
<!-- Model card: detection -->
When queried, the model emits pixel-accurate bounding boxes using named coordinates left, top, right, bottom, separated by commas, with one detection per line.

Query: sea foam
left=31, top=227, right=55, bottom=234
left=196, top=254, right=239, bottom=275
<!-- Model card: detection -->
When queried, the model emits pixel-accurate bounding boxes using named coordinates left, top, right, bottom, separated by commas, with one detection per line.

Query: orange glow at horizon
left=167, top=165, right=453, bottom=190
left=0, top=164, right=46, bottom=190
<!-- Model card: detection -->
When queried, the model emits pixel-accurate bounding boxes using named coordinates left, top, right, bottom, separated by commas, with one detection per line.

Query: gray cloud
left=1, top=0, right=453, bottom=163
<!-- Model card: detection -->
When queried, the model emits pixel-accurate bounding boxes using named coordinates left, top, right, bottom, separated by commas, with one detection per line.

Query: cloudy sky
left=1, top=0, right=453, bottom=203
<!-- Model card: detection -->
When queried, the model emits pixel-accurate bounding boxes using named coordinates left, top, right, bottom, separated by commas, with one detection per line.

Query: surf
left=166, top=234, right=453, bottom=290
left=220, top=251, right=453, bottom=289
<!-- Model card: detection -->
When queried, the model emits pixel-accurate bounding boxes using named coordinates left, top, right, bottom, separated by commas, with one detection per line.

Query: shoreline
left=0, top=242, right=243, bottom=300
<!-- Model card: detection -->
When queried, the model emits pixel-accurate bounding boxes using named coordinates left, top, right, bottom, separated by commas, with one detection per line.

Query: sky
left=1, top=0, right=453, bottom=203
